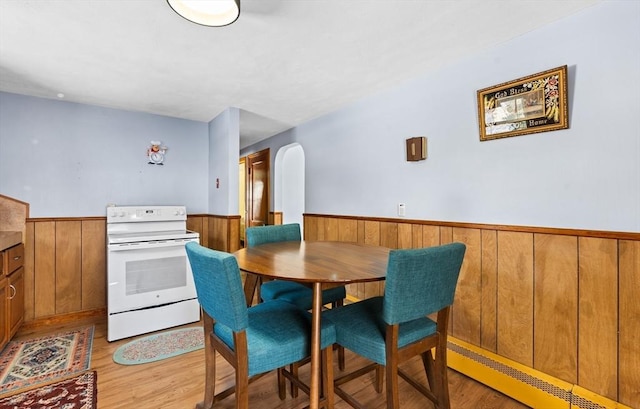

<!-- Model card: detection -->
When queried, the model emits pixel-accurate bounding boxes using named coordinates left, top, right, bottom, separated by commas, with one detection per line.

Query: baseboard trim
left=20, top=308, right=106, bottom=332
left=447, top=337, right=631, bottom=409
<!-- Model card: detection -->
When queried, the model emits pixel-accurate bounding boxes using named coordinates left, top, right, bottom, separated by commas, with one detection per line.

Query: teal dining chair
left=325, top=242, right=466, bottom=409
left=246, top=223, right=347, bottom=376
left=185, top=242, right=336, bottom=409
left=246, top=223, right=347, bottom=311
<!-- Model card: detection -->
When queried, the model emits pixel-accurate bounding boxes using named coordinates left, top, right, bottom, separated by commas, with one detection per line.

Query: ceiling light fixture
left=167, top=0, right=240, bottom=27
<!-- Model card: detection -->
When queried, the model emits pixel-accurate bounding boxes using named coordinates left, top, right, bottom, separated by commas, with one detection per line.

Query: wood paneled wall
left=304, top=214, right=639, bottom=408
left=22, top=214, right=239, bottom=323
left=24, top=218, right=106, bottom=322
left=268, top=211, right=283, bottom=226
left=19, top=211, right=638, bottom=407
left=186, top=214, right=241, bottom=253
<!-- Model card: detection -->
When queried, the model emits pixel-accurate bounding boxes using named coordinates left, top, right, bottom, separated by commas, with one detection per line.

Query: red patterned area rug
left=0, top=326, right=94, bottom=395
left=0, top=371, right=97, bottom=409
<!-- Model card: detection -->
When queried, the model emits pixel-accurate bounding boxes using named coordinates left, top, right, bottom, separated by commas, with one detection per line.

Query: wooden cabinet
left=0, top=278, right=8, bottom=348
left=1, top=243, right=24, bottom=349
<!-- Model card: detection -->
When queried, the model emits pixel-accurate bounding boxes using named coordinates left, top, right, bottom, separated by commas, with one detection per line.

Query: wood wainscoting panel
left=480, top=229, right=498, bottom=352
left=55, top=221, right=82, bottom=314
left=441, top=226, right=454, bottom=334
left=338, top=218, right=358, bottom=298
left=411, top=224, right=423, bottom=248
left=440, top=226, right=453, bottom=244
left=23, top=214, right=238, bottom=325
left=323, top=217, right=339, bottom=241
left=356, top=220, right=365, bottom=244
left=619, top=239, right=640, bottom=408
left=363, top=220, right=380, bottom=246
left=228, top=217, right=240, bottom=253
left=23, top=222, right=35, bottom=322
left=578, top=237, right=618, bottom=401
left=186, top=215, right=208, bottom=247
left=380, top=222, right=398, bottom=249
left=337, top=218, right=358, bottom=243
left=422, top=225, right=440, bottom=247
left=304, top=215, right=319, bottom=241
left=497, top=231, right=534, bottom=367
left=533, top=233, right=578, bottom=384
left=34, top=221, right=56, bottom=318
left=204, top=215, right=241, bottom=253
left=81, top=220, right=106, bottom=311
left=207, top=217, right=227, bottom=251
left=269, top=211, right=283, bottom=225
left=362, top=221, right=382, bottom=298
left=398, top=223, right=413, bottom=249
left=451, top=228, right=482, bottom=346
left=303, top=213, right=639, bottom=408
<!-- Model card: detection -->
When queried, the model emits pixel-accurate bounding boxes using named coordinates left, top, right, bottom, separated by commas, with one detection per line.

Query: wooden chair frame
left=197, top=312, right=335, bottom=409
left=333, top=307, right=452, bottom=409
left=243, top=273, right=345, bottom=399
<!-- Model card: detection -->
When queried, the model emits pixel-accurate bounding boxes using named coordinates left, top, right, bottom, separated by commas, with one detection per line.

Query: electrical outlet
left=398, top=203, right=406, bottom=217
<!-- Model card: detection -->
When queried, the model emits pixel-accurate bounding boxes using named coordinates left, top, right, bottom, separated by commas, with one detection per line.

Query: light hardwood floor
left=15, top=317, right=530, bottom=409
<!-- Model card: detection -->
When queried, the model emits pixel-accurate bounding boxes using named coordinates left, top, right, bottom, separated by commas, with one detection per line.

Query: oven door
left=107, top=238, right=198, bottom=314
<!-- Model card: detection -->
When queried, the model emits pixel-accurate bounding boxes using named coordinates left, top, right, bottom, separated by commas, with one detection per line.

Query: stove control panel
left=106, top=206, right=187, bottom=223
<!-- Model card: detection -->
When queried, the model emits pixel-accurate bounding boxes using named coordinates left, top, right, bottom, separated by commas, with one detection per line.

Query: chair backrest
left=245, top=223, right=301, bottom=247
left=185, top=242, right=248, bottom=332
left=382, top=242, right=466, bottom=325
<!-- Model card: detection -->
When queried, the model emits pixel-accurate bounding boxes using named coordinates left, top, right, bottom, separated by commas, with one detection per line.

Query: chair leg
left=322, top=347, right=335, bottom=408
left=375, top=364, right=384, bottom=393
left=385, top=325, right=400, bottom=409
left=235, top=363, right=250, bottom=409
left=385, top=362, right=400, bottom=409
left=197, top=315, right=216, bottom=409
left=333, top=300, right=346, bottom=371
left=434, top=346, right=451, bottom=409
left=421, top=346, right=451, bottom=409
left=277, top=368, right=286, bottom=400
left=337, top=344, right=345, bottom=371
left=289, top=362, right=300, bottom=397
left=422, top=349, right=436, bottom=393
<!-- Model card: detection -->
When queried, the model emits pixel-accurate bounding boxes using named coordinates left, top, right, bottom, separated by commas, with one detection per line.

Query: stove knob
left=119, top=211, right=126, bottom=217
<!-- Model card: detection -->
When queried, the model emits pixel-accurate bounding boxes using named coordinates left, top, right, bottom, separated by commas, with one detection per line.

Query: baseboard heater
left=447, top=337, right=631, bottom=409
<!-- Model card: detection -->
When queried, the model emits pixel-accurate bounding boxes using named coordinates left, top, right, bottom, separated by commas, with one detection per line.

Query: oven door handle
left=108, top=239, right=195, bottom=251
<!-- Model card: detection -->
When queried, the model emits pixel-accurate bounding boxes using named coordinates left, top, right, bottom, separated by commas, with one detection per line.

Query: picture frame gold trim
left=477, top=65, right=568, bottom=141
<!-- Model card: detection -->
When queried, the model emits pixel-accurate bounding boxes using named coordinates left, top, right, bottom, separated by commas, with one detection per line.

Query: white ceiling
left=0, top=0, right=599, bottom=149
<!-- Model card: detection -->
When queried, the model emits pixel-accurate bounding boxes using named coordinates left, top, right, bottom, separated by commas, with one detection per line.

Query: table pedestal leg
left=310, top=282, right=322, bottom=409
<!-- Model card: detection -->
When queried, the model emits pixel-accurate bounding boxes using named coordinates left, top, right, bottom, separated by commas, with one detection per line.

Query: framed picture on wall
left=477, top=65, right=568, bottom=141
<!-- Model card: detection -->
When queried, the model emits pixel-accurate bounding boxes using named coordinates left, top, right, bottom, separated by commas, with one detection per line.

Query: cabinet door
left=8, top=267, right=24, bottom=339
left=0, top=278, right=8, bottom=349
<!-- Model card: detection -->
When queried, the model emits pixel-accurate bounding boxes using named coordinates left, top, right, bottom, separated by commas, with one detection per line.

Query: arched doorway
left=274, top=143, right=305, bottom=234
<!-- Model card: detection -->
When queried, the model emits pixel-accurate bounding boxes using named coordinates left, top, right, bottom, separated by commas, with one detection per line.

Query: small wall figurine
left=147, top=141, right=167, bottom=165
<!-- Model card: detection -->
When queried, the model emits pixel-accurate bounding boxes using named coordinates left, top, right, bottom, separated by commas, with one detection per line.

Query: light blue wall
left=0, top=92, right=210, bottom=217
left=208, top=107, right=240, bottom=215
left=242, top=1, right=640, bottom=233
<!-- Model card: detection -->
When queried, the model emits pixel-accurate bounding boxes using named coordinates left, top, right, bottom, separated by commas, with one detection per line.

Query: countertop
left=0, top=231, right=22, bottom=251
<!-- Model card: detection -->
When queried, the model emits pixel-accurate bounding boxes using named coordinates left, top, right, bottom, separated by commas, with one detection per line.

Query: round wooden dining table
left=234, top=241, right=390, bottom=409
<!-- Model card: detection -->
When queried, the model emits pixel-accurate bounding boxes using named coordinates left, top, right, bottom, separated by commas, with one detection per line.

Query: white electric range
left=106, top=205, right=200, bottom=341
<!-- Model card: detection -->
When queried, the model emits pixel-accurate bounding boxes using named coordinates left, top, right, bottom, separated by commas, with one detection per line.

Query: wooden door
left=239, top=156, right=247, bottom=244
left=247, top=149, right=270, bottom=227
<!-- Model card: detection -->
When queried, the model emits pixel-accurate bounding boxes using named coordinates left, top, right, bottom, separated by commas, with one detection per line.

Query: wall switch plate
left=398, top=203, right=406, bottom=217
